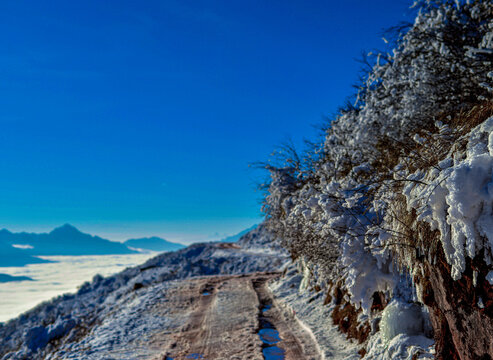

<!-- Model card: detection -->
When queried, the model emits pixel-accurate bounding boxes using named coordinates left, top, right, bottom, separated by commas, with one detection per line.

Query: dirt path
left=158, top=272, right=321, bottom=360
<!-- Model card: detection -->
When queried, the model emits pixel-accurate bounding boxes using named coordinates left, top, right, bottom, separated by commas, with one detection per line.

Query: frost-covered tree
left=261, top=1, right=493, bottom=358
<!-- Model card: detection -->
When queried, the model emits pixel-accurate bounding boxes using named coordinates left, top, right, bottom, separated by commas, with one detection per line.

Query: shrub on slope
left=260, top=1, right=493, bottom=358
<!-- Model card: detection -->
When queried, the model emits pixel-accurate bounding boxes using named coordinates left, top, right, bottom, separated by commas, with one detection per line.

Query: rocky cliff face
left=423, top=248, right=493, bottom=360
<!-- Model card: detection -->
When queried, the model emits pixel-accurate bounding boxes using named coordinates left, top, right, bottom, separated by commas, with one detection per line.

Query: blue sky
left=0, top=0, right=413, bottom=243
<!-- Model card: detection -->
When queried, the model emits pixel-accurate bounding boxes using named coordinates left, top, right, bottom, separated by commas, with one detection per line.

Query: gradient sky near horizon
left=0, top=0, right=413, bottom=243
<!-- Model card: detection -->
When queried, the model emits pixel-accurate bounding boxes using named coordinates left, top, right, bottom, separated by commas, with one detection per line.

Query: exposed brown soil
left=154, top=272, right=321, bottom=360
left=328, top=282, right=372, bottom=345
left=331, top=301, right=371, bottom=345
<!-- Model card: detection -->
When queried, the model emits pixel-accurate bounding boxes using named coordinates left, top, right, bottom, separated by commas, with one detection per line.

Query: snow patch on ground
left=364, top=334, right=434, bottom=360
left=270, top=263, right=435, bottom=360
left=269, top=264, right=360, bottom=360
left=380, top=300, right=428, bottom=342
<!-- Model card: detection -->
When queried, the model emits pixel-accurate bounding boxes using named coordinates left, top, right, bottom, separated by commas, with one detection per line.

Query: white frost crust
left=404, top=116, right=493, bottom=279
left=364, top=334, right=434, bottom=360
left=486, top=270, right=493, bottom=285
left=380, top=300, right=429, bottom=343
left=271, top=264, right=434, bottom=360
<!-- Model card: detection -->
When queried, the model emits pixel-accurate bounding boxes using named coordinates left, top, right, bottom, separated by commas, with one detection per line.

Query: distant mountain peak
left=124, top=236, right=185, bottom=252
left=219, top=224, right=257, bottom=243
left=50, top=224, right=81, bottom=235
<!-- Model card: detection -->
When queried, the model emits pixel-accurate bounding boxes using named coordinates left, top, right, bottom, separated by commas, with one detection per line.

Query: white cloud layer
left=0, top=253, right=155, bottom=322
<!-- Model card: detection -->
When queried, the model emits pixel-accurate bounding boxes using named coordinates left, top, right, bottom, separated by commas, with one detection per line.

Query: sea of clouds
left=0, top=253, right=155, bottom=322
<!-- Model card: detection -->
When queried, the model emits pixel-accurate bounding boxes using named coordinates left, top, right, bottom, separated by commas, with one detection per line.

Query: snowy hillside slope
left=238, top=223, right=286, bottom=253
left=0, top=241, right=287, bottom=360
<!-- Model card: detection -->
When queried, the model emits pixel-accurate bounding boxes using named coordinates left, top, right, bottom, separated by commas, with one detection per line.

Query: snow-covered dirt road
left=159, top=272, right=321, bottom=360
left=2, top=240, right=328, bottom=360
